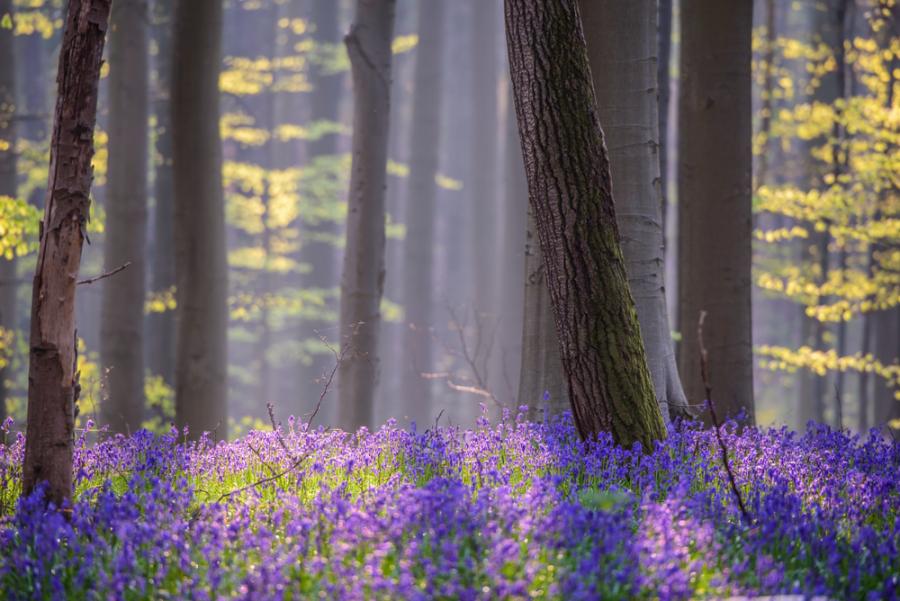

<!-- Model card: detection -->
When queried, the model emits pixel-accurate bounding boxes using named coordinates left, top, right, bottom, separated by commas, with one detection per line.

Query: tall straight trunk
left=22, top=0, right=111, bottom=507
left=873, top=307, right=899, bottom=429
left=299, top=0, right=342, bottom=417
left=100, top=0, right=149, bottom=433
left=469, top=0, right=500, bottom=357
left=518, top=209, right=567, bottom=417
left=402, top=0, right=444, bottom=422
left=658, top=0, right=672, bottom=231
left=0, top=0, right=16, bottom=423
left=677, top=0, right=755, bottom=422
left=172, top=0, right=227, bottom=440
left=499, top=84, right=526, bottom=404
left=580, top=0, right=689, bottom=422
left=338, top=0, right=396, bottom=432
left=505, top=0, right=666, bottom=449
left=148, top=0, right=176, bottom=387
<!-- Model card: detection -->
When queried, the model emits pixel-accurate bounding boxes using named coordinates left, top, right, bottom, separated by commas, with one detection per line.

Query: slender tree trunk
left=873, top=307, right=899, bottom=429
left=469, top=0, right=500, bottom=376
left=580, top=0, right=689, bottom=422
left=338, top=0, right=396, bottom=432
left=677, top=0, right=755, bottom=422
left=505, top=0, right=666, bottom=448
left=518, top=209, right=567, bottom=418
left=172, top=0, right=228, bottom=440
left=299, top=0, right=343, bottom=417
left=22, top=0, right=111, bottom=507
left=100, top=0, right=149, bottom=433
left=148, top=0, right=176, bottom=387
left=499, top=84, right=526, bottom=404
left=0, top=0, right=17, bottom=423
left=658, top=0, right=672, bottom=233
left=402, top=0, right=444, bottom=422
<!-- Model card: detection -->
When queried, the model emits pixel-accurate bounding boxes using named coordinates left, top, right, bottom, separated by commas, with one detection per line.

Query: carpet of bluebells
left=0, top=409, right=898, bottom=600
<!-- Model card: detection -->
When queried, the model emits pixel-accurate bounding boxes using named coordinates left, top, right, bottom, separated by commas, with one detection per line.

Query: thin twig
left=77, top=261, right=131, bottom=285
left=697, top=310, right=752, bottom=525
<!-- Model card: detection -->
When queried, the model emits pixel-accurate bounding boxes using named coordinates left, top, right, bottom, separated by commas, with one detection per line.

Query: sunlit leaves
left=0, top=196, right=39, bottom=259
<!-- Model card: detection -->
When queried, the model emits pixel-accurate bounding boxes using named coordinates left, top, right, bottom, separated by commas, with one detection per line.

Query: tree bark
left=873, top=307, right=899, bottom=430
left=172, top=0, right=228, bottom=440
left=298, top=0, right=343, bottom=417
left=505, top=0, right=666, bottom=448
left=100, top=0, right=148, bottom=433
left=22, top=0, right=111, bottom=507
left=469, top=0, right=501, bottom=381
left=338, top=0, right=395, bottom=432
left=677, top=0, right=755, bottom=423
left=658, top=0, right=672, bottom=232
left=580, top=0, right=689, bottom=422
left=0, top=0, right=17, bottom=423
left=402, top=0, right=444, bottom=422
left=518, top=209, right=568, bottom=418
left=148, top=0, right=176, bottom=387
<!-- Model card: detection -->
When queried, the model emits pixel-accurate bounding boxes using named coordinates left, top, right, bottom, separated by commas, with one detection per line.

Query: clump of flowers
left=0, top=409, right=897, bottom=600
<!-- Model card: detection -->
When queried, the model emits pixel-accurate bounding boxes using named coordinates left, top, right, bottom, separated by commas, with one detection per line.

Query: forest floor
left=0, top=411, right=897, bottom=600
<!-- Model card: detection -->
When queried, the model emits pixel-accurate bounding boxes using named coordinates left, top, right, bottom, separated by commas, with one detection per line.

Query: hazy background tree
left=0, top=0, right=17, bottom=424
left=338, top=0, right=396, bottom=432
left=172, top=0, right=228, bottom=440
left=677, top=0, right=755, bottom=422
left=100, top=0, right=149, bottom=433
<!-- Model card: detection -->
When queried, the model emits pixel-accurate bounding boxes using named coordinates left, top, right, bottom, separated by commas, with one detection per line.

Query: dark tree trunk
left=22, top=0, right=111, bottom=508
left=148, top=0, right=176, bottom=387
left=402, top=0, right=444, bottom=422
left=100, top=0, right=149, bottom=433
left=337, top=0, right=396, bottom=432
left=677, top=0, right=755, bottom=423
left=172, top=0, right=228, bottom=440
left=505, top=0, right=666, bottom=448
left=0, top=0, right=17, bottom=424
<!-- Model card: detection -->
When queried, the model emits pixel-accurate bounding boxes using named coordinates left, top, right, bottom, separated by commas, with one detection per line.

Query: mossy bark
left=505, top=0, right=666, bottom=449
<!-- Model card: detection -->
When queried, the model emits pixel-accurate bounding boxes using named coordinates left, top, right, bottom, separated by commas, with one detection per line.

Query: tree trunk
left=148, top=0, right=176, bottom=387
left=499, top=83, right=526, bottom=404
left=22, top=0, right=111, bottom=507
left=100, top=0, right=148, bottom=434
left=172, top=0, right=228, bottom=440
left=402, top=0, right=444, bottom=423
left=469, top=0, right=500, bottom=380
left=518, top=210, right=568, bottom=418
left=580, top=0, right=689, bottom=422
left=677, top=0, right=755, bottom=423
left=298, top=0, right=343, bottom=418
left=0, top=0, right=17, bottom=424
left=873, top=307, right=899, bottom=430
left=338, top=0, right=395, bottom=432
left=505, top=0, right=666, bottom=448
left=658, top=0, right=672, bottom=233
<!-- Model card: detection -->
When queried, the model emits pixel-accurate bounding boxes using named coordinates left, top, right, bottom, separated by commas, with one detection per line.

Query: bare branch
left=77, top=261, right=131, bottom=286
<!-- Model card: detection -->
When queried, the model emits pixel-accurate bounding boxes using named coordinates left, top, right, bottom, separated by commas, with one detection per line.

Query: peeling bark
left=23, top=0, right=111, bottom=508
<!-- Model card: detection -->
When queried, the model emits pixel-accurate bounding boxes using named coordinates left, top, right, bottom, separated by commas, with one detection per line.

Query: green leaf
left=0, top=13, right=11, bottom=30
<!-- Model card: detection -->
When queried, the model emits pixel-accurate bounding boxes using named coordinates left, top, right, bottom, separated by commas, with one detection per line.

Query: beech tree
left=0, top=0, right=16, bottom=424
left=677, top=0, right=755, bottom=422
left=338, top=0, right=396, bottom=432
left=172, top=0, right=228, bottom=439
left=100, top=0, right=149, bottom=433
left=579, top=0, right=689, bottom=421
left=22, top=0, right=111, bottom=507
left=402, top=0, right=444, bottom=419
left=505, top=0, right=666, bottom=448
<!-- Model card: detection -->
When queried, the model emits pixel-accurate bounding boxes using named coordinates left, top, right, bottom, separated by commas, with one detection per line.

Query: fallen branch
left=77, top=261, right=131, bottom=285
left=697, top=310, right=752, bottom=525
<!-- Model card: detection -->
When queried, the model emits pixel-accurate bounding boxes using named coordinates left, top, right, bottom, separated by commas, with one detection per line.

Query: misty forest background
left=0, top=0, right=898, bottom=440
